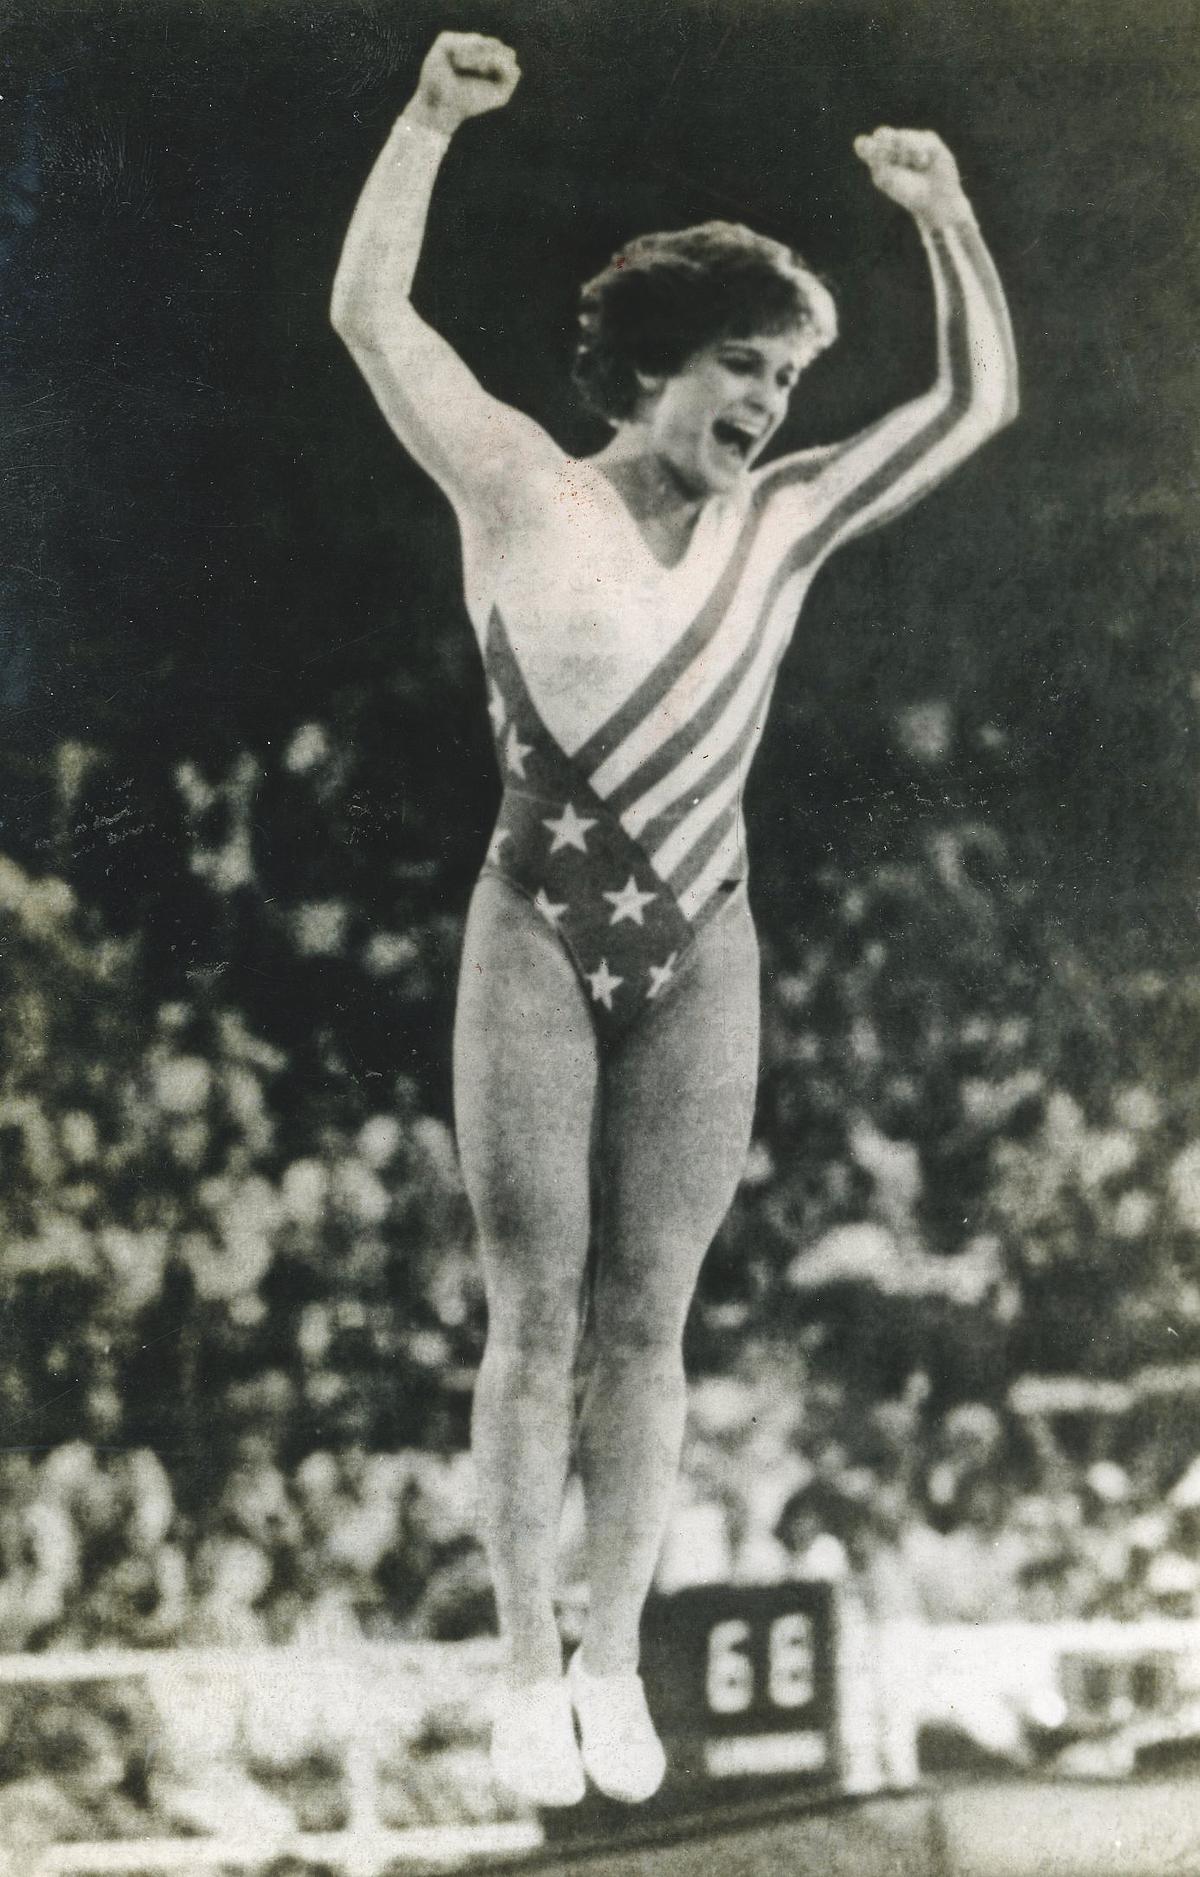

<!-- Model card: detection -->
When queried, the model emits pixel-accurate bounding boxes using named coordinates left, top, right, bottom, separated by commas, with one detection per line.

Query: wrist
left=398, top=97, right=458, bottom=144
left=914, top=190, right=979, bottom=234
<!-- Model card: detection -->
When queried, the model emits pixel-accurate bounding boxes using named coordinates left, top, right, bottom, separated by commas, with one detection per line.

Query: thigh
left=454, top=874, right=599, bottom=1323
left=593, top=889, right=761, bottom=1342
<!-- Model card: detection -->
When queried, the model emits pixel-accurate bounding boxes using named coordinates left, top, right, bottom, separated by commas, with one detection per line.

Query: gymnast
left=331, top=29, right=1017, bottom=1807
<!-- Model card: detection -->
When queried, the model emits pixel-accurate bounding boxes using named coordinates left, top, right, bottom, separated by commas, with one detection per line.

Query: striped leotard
left=477, top=219, right=1015, bottom=1045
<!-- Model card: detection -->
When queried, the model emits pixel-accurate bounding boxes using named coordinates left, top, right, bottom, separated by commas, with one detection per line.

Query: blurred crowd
left=4, top=1371, right=1200, bottom=1668
left=3, top=717, right=1200, bottom=1646
left=6, top=1369, right=1200, bottom=1849
left=660, top=1371, right=1200, bottom=1626
left=2, top=707, right=1200, bottom=1843
left=0, top=1416, right=485, bottom=1659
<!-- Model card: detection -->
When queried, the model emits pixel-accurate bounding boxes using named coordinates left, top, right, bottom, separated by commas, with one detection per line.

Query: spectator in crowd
left=0, top=1455, right=75, bottom=1652
left=182, top=1536, right=273, bottom=1649
left=904, top=1472, right=1028, bottom=1623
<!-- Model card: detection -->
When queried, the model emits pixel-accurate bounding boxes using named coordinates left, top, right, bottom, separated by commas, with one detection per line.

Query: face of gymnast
left=631, top=327, right=808, bottom=500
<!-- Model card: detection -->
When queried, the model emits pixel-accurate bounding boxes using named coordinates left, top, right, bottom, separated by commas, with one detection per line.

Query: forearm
left=800, top=175, right=1019, bottom=549
left=330, top=107, right=452, bottom=344
left=917, top=200, right=1019, bottom=430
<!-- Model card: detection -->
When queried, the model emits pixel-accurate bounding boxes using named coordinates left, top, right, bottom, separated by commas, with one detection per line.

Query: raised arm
left=330, top=33, right=559, bottom=518
left=774, top=128, right=1018, bottom=551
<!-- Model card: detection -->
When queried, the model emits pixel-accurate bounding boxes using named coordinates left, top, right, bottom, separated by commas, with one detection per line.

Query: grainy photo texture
left=0, top=1, right=1197, bottom=1872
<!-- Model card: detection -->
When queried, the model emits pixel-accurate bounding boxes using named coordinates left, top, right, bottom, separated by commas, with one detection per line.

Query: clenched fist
left=854, top=128, right=970, bottom=222
left=407, top=32, right=521, bottom=138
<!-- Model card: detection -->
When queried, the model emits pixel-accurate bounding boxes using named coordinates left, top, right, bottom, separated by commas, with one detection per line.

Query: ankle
left=503, top=1655, right=567, bottom=1691
left=578, top=1642, right=640, bottom=1679
left=501, top=1628, right=569, bottom=1689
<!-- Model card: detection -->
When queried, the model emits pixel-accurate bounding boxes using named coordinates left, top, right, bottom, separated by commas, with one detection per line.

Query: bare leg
left=454, top=876, right=598, bottom=1686
left=577, top=888, right=760, bottom=1673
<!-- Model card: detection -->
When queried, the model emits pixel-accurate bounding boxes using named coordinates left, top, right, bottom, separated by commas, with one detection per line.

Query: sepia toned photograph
left=1, top=0, right=1197, bottom=1871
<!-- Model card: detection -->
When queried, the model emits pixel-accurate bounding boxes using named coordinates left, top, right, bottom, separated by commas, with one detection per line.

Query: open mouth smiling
left=711, top=418, right=763, bottom=460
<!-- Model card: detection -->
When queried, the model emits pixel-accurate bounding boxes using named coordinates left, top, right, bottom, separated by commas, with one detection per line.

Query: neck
left=594, top=435, right=706, bottom=526
left=592, top=435, right=712, bottom=569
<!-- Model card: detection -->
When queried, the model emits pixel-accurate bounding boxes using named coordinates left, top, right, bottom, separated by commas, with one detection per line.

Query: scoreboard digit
left=767, top=1610, right=817, bottom=1709
left=705, top=1617, right=755, bottom=1714
left=703, top=1611, right=817, bottom=1715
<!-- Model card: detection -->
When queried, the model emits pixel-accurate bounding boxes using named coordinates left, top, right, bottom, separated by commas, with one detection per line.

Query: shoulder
left=467, top=448, right=617, bottom=543
left=472, top=406, right=572, bottom=508
left=457, top=449, right=611, bottom=632
left=746, top=443, right=851, bottom=520
left=452, top=423, right=571, bottom=540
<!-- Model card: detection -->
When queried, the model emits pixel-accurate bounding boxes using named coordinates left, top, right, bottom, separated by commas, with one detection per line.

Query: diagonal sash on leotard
left=482, top=606, right=701, bottom=1043
left=480, top=463, right=828, bottom=1039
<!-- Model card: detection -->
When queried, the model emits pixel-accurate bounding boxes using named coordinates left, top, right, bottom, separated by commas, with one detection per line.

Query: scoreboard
left=643, top=1581, right=837, bottom=1785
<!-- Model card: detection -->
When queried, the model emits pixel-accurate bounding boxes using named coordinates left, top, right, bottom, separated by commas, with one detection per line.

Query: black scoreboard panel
left=643, top=1582, right=838, bottom=1787
left=545, top=1581, right=839, bottom=1837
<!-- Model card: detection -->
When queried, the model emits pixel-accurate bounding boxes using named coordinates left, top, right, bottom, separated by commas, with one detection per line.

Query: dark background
left=3, top=0, right=1196, bottom=962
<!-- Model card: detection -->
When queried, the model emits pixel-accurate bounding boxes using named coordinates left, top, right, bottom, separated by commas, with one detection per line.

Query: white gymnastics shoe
left=489, top=1676, right=586, bottom=1808
left=567, top=1650, right=667, bottom=1803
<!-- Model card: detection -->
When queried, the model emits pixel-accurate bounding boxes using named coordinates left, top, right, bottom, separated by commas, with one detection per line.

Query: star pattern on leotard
left=534, top=888, right=568, bottom=926
left=481, top=611, right=708, bottom=1043
left=543, top=802, right=596, bottom=855
left=647, top=953, right=679, bottom=1000
left=603, top=875, right=658, bottom=928
left=586, top=959, right=623, bottom=1010
left=505, top=725, right=533, bottom=779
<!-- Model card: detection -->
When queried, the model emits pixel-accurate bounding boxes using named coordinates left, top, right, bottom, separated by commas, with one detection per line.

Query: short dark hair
left=572, top=220, right=838, bottom=424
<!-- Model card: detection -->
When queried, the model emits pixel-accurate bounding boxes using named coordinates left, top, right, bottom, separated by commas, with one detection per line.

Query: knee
left=483, top=1281, right=583, bottom=1379
left=588, top=1238, right=697, bottom=1364
left=587, top=1300, right=687, bottom=1371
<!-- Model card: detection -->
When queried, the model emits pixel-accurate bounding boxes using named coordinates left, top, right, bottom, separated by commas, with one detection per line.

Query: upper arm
left=748, top=412, right=953, bottom=568
left=340, top=306, right=563, bottom=522
left=799, top=387, right=967, bottom=553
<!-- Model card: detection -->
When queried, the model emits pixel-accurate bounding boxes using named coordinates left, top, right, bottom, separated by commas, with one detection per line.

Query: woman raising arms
left=331, top=31, right=1017, bottom=1809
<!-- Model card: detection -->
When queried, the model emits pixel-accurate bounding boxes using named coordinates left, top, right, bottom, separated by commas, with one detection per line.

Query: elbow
left=330, top=277, right=367, bottom=349
left=981, top=400, right=1019, bottom=450
left=988, top=387, right=1020, bottom=442
left=330, top=298, right=387, bottom=366
left=330, top=276, right=417, bottom=360
left=995, top=328, right=1021, bottom=428
left=329, top=263, right=383, bottom=353
left=948, top=379, right=1019, bottom=469
left=977, top=367, right=1021, bottom=442
left=330, top=278, right=354, bottom=342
